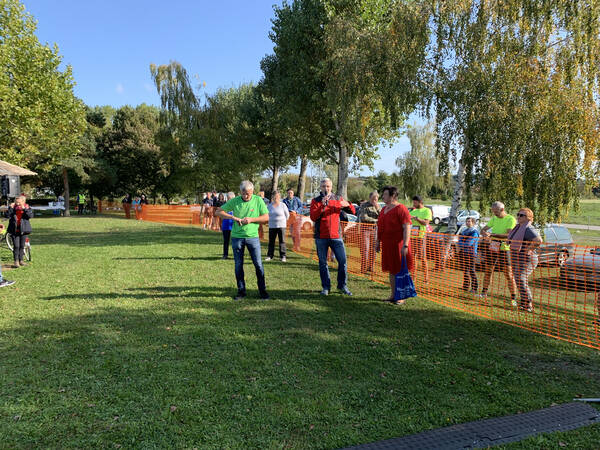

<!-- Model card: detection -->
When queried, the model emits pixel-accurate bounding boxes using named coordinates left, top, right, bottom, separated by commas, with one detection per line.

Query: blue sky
left=23, top=0, right=411, bottom=175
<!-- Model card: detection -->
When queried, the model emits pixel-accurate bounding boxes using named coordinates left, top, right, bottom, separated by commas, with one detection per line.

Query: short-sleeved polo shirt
left=221, top=195, right=268, bottom=238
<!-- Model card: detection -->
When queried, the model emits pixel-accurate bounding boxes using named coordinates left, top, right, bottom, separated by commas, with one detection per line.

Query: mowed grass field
left=0, top=217, right=599, bottom=449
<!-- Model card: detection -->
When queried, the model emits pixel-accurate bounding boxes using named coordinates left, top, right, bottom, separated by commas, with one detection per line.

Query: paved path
left=561, top=223, right=600, bottom=231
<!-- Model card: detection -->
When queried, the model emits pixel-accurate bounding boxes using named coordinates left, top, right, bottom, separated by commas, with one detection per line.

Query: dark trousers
left=267, top=228, right=286, bottom=258
left=78, top=204, right=84, bottom=215
left=11, top=233, right=25, bottom=262
left=231, top=237, right=266, bottom=294
left=222, top=230, right=231, bottom=257
left=315, top=238, right=348, bottom=290
left=460, top=249, right=478, bottom=291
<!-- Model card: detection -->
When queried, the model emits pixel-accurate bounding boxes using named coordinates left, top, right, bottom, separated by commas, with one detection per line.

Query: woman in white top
left=266, top=191, right=290, bottom=262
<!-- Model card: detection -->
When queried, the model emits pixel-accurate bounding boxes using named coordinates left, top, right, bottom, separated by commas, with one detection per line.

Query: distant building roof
left=0, top=160, right=37, bottom=176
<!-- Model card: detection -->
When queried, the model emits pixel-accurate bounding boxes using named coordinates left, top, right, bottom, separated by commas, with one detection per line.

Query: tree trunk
left=447, top=157, right=465, bottom=233
left=271, top=165, right=280, bottom=199
left=333, top=118, right=349, bottom=198
left=62, top=167, right=70, bottom=217
left=297, top=154, right=308, bottom=202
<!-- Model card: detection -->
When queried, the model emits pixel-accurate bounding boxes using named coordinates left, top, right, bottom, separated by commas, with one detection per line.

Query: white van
left=426, top=204, right=450, bottom=225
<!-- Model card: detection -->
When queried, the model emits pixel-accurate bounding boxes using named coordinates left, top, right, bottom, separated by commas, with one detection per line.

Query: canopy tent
left=0, top=160, right=37, bottom=176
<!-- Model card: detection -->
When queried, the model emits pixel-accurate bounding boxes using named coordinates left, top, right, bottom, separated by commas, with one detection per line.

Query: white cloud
left=116, top=83, right=125, bottom=94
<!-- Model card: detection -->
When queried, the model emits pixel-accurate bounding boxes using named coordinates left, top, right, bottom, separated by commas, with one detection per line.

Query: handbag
left=394, top=256, right=417, bottom=301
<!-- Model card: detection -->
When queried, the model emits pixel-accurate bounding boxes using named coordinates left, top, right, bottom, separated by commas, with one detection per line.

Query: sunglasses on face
left=517, top=213, right=527, bottom=217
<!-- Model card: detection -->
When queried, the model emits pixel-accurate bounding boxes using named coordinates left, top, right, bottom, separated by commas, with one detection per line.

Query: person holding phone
left=309, top=178, right=355, bottom=296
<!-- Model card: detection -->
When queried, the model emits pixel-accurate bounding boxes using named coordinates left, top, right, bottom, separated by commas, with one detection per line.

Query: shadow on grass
left=31, top=226, right=222, bottom=247
left=4, top=289, right=600, bottom=447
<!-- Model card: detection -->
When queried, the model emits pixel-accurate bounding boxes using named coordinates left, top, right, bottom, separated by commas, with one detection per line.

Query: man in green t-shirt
left=480, top=201, right=518, bottom=303
left=215, top=180, right=270, bottom=300
left=409, top=195, right=431, bottom=283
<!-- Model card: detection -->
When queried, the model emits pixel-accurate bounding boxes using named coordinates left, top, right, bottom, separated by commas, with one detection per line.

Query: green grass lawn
left=1, top=217, right=599, bottom=448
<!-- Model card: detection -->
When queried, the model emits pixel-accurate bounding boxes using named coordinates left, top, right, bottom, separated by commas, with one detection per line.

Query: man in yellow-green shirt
left=480, top=201, right=518, bottom=303
left=409, top=195, right=431, bottom=283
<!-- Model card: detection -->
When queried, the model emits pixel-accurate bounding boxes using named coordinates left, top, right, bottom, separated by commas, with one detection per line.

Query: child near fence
left=458, top=217, right=479, bottom=294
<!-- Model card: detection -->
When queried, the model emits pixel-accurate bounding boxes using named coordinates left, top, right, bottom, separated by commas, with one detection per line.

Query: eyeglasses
left=517, top=213, right=527, bottom=217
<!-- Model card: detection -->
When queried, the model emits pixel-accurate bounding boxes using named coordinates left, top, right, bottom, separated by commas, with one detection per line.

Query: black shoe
left=259, top=291, right=270, bottom=300
left=339, top=287, right=353, bottom=296
left=0, top=280, right=16, bottom=287
left=233, top=291, right=246, bottom=301
left=221, top=255, right=228, bottom=260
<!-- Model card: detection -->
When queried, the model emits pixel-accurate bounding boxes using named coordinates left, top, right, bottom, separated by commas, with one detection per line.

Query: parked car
left=426, top=204, right=451, bottom=225
left=441, top=209, right=481, bottom=226
left=538, top=225, right=574, bottom=267
left=560, top=247, right=600, bottom=290
left=426, top=223, right=573, bottom=270
left=300, top=212, right=313, bottom=231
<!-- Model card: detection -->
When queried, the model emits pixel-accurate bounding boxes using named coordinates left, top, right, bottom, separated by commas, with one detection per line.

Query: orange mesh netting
left=136, top=205, right=600, bottom=350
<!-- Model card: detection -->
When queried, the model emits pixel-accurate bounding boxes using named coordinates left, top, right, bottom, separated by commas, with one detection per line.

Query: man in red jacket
left=310, top=178, right=355, bottom=296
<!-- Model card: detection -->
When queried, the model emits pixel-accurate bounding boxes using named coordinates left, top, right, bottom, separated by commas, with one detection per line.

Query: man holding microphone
left=310, top=178, right=355, bottom=296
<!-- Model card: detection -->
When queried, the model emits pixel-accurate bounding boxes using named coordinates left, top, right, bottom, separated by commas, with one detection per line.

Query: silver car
left=560, top=247, right=600, bottom=290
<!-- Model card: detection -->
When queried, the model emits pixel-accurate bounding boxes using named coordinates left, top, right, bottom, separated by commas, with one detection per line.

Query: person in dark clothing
left=122, top=194, right=132, bottom=219
left=7, top=195, right=33, bottom=268
left=140, top=194, right=148, bottom=205
left=221, top=192, right=235, bottom=259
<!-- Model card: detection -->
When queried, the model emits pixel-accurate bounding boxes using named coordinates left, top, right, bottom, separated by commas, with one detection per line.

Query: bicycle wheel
left=24, top=241, right=31, bottom=262
left=5, top=233, right=13, bottom=252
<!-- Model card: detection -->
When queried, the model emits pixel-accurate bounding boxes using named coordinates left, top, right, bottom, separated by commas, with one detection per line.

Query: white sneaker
left=264, top=257, right=272, bottom=261
left=281, top=257, right=286, bottom=262
left=0, top=280, right=16, bottom=287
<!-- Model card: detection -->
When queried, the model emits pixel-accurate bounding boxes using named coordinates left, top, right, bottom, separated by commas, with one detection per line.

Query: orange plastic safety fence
left=97, top=200, right=140, bottom=219
left=138, top=205, right=600, bottom=351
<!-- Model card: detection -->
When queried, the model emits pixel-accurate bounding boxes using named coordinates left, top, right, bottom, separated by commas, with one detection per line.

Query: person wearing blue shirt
left=283, top=189, right=303, bottom=252
left=458, top=217, right=480, bottom=293
left=220, top=192, right=235, bottom=259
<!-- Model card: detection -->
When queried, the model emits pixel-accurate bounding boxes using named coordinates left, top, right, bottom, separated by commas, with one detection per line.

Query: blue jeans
left=231, top=237, right=266, bottom=293
left=315, top=238, right=348, bottom=290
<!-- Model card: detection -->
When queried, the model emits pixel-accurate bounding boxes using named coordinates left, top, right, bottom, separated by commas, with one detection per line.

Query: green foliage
left=96, top=104, right=162, bottom=196
left=0, top=0, right=86, bottom=169
left=428, top=0, right=600, bottom=224
left=266, top=0, right=428, bottom=197
left=395, top=122, right=442, bottom=198
left=365, top=170, right=393, bottom=194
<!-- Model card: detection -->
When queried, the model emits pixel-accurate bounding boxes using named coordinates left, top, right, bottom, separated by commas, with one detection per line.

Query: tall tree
left=0, top=0, right=86, bottom=214
left=266, top=0, right=428, bottom=198
left=150, top=61, right=200, bottom=201
left=395, top=122, right=442, bottom=198
left=427, top=0, right=600, bottom=228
